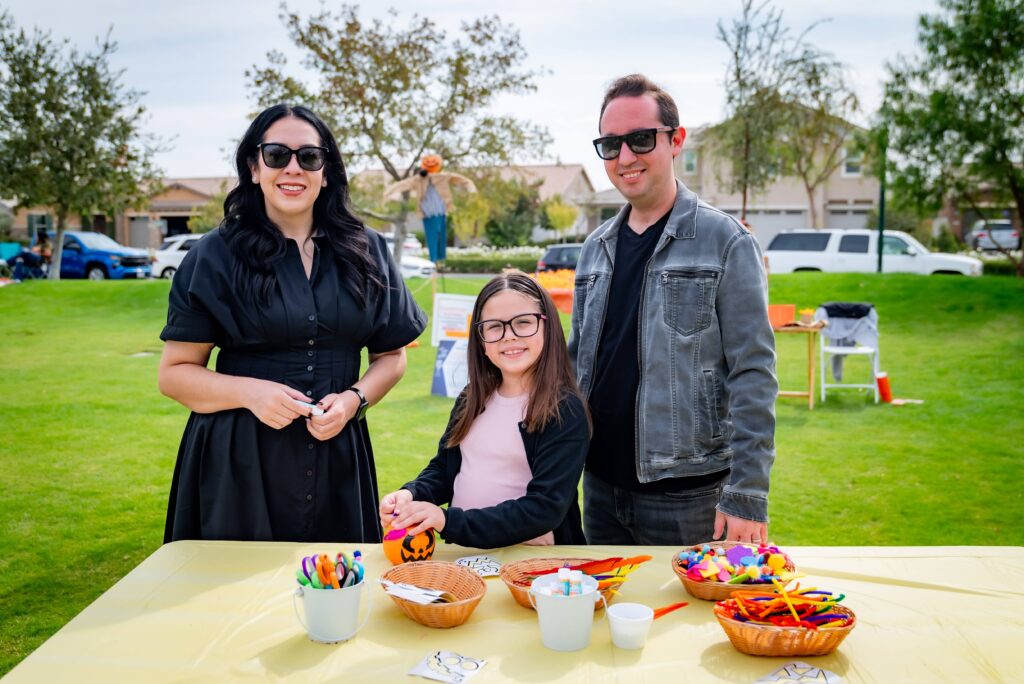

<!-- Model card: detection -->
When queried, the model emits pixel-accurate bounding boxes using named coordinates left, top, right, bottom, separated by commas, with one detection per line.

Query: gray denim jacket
left=568, top=182, right=777, bottom=522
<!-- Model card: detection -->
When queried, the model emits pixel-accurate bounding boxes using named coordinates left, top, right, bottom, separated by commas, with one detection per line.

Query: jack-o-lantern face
left=383, top=526, right=436, bottom=565
left=421, top=154, right=443, bottom=174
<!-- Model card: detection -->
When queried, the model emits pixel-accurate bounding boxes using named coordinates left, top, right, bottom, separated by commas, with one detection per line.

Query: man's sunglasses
left=257, top=143, right=329, bottom=171
left=592, top=127, right=675, bottom=160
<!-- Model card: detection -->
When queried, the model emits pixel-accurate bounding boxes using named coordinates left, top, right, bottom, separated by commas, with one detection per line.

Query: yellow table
left=6, top=542, right=1023, bottom=682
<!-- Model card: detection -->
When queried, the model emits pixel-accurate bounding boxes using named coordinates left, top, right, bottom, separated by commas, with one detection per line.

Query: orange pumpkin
left=420, top=154, right=443, bottom=174
left=383, top=526, right=436, bottom=565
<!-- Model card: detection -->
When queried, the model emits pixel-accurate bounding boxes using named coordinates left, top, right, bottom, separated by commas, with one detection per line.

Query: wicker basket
left=499, top=557, right=615, bottom=610
left=379, top=561, right=486, bottom=628
left=713, top=602, right=856, bottom=656
left=671, top=541, right=797, bottom=601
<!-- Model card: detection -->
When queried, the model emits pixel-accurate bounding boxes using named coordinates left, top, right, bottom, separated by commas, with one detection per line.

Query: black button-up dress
left=160, top=228, right=427, bottom=543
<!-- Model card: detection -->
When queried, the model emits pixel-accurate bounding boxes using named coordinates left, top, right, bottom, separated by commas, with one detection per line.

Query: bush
left=440, top=255, right=539, bottom=273
left=933, top=225, right=960, bottom=253
left=982, top=258, right=1019, bottom=276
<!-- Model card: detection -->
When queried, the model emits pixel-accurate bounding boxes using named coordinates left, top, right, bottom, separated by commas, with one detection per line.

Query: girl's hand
left=244, top=379, right=311, bottom=429
left=390, top=501, right=446, bottom=536
left=379, top=489, right=414, bottom=529
left=306, top=391, right=358, bottom=441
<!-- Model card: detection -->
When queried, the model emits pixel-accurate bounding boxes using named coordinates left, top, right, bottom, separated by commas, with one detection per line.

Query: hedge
left=982, top=258, right=1020, bottom=276
left=439, top=255, right=539, bottom=273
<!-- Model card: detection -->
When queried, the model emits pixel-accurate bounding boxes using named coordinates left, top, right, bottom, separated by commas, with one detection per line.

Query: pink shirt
left=450, top=391, right=554, bottom=546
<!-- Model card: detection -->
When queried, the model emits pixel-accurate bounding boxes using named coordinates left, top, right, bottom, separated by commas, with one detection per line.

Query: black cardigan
left=402, top=391, right=589, bottom=549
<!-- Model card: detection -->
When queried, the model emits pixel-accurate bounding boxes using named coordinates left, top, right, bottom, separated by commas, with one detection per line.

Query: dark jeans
left=583, top=471, right=725, bottom=546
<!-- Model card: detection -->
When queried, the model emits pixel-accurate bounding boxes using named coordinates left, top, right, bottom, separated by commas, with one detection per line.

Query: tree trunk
left=391, top=190, right=411, bottom=268
left=805, top=182, right=820, bottom=229
left=49, top=211, right=68, bottom=280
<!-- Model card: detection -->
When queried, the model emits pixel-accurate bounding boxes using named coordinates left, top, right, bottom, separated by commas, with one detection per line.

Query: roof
left=160, top=177, right=237, bottom=198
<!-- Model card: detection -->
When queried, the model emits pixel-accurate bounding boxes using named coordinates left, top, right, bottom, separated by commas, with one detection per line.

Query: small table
left=774, top=323, right=822, bottom=409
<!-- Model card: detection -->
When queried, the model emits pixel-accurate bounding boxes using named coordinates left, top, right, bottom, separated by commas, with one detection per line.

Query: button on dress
left=160, top=228, right=427, bottom=543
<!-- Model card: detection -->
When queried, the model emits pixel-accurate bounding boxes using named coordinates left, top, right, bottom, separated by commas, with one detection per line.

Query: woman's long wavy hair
left=221, top=104, right=380, bottom=306
left=446, top=271, right=589, bottom=446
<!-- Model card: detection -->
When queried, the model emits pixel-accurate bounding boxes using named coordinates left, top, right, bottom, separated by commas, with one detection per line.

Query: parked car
left=153, top=233, right=204, bottom=279
left=59, top=231, right=152, bottom=280
left=398, top=254, right=436, bottom=278
left=381, top=232, right=424, bottom=256
left=765, top=229, right=982, bottom=276
left=537, top=243, right=584, bottom=272
left=964, top=219, right=1021, bottom=251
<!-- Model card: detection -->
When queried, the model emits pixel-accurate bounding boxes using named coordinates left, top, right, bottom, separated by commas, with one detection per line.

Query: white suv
left=153, top=233, right=203, bottom=279
left=766, top=229, right=982, bottom=276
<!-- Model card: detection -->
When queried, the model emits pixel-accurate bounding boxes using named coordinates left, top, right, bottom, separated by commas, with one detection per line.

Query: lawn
left=1, top=272, right=1022, bottom=674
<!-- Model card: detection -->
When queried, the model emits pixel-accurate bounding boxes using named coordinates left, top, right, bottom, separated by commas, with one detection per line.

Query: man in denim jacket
left=568, top=74, right=777, bottom=546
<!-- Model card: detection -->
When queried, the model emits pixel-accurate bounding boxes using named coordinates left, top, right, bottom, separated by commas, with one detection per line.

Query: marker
left=292, top=399, right=324, bottom=416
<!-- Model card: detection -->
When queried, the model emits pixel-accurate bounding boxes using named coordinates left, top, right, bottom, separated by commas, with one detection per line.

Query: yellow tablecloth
left=6, top=542, right=1024, bottom=682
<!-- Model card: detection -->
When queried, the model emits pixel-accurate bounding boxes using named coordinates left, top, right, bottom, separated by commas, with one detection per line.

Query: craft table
left=6, top=543, right=1023, bottom=682
left=774, top=324, right=822, bottom=409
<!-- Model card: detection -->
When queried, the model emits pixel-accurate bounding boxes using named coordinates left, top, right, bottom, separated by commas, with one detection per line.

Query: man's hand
left=389, top=501, right=446, bottom=536
left=714, top=510, right=768, bottom=545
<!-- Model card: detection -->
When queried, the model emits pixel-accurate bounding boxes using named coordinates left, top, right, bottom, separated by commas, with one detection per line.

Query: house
left=582, top=124, right=880, bottom=249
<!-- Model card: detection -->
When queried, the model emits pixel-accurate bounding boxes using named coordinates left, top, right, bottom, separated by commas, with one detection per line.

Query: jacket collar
left=596, top=181, right=698, bottom=244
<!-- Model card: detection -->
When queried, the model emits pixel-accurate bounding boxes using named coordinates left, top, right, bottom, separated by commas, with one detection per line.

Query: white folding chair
left=816, top=303, right=880, bottom=403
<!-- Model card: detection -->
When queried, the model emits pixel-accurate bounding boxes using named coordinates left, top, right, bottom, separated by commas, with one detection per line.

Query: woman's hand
left=243, top=379, right=312, bottom=429
left=389, top=501, right=446, bottom=536
left=306, top=391, right=359, bottom=441
left=379, top=489, right=414, bottom=529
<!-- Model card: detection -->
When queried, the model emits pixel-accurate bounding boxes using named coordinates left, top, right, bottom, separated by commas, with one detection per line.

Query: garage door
left=826, top=209, right=871, bottom=231
left=725, top=209, right=807, bottom=249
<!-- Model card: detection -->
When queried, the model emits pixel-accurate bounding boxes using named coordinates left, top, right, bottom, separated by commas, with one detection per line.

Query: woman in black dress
left=158, top=104, right=427, bottom=543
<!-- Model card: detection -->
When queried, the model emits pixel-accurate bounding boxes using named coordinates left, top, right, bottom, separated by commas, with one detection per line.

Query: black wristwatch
left=345, top=386, right=369, bottom=421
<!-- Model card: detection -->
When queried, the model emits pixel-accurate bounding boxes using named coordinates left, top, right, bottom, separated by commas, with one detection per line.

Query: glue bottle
left=558, top=567, right=571, bottom=596
left=569, top=570, right=583, bottom=595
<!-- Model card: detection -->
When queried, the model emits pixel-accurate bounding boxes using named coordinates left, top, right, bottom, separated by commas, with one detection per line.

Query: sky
left=5, top=0, right=935, bottom=191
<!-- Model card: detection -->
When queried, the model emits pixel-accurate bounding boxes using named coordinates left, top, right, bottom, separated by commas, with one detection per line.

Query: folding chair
left=815, top=302, right=880, bottom=403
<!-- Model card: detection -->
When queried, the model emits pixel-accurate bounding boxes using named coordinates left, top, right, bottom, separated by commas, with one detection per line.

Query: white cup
left=607, top=602, right=654, bottom=650
left=528, top=573, right=606, bottom=652
left=292, top=581, right=371, bottom=644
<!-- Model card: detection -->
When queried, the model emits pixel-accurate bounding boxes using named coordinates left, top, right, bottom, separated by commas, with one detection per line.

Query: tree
left=877, top=0, right=1024, bottom=276
left=247, top=4, right=550, bottom=265
left=484, top=178, right=541, bottom=247
left=708, top=0, right=825, bottom=221
left=542, top=196, right=580, bottom=241
left=188, top=183, right=229, bottom=233
left=779, top=59, right=860, bottom=228
left=0, top=12, right=162, bottom=279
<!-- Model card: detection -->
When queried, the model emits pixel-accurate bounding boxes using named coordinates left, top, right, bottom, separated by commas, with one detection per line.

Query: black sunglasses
left=257, top=143, right=329, bottom=171
left=592, top=127, right=676, bottom=160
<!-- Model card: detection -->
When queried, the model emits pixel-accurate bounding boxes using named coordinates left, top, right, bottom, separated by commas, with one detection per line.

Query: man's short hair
left=599, top=74, right=679, bottom=130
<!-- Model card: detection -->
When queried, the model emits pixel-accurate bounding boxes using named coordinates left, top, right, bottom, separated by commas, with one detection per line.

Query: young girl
left=380, top=271, right=590, bottom=548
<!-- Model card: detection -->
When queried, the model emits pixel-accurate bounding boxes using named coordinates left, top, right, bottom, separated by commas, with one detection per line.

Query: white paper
left=755, top=661, right=844, bottom=684
left=409, top=651, right=486, bottom=683
left=380, top=579, right=449, bottom=605
left=455, top=555, right=501, bottom=577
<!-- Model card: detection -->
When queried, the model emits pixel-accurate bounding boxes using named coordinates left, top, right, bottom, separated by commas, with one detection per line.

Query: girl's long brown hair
left=446, top=270, right=588, bottom=446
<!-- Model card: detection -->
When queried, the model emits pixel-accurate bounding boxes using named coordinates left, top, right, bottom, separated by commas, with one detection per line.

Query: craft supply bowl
left=671, top=541, right=797, bottom=601
left=379, top=561, right=486, bottom=628
left=500, top=557, right=614, bottom=610
left=713, top=601, right=856, bottom=656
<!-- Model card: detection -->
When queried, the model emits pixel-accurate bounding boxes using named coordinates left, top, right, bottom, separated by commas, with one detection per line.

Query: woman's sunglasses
left=592, top=127, right=675, bottom=160
left=257, top=143, right=328, bottom=171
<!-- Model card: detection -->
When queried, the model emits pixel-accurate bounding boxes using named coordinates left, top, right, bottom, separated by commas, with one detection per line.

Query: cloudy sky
left=6, top=0, right=934, bottom=190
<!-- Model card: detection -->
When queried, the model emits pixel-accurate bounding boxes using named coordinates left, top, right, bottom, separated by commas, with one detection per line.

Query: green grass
left=1, top=272, right=1022, bottom=674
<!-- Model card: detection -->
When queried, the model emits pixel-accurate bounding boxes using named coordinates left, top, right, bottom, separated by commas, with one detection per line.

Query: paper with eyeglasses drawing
left=409, top=651, right=486, bottom=683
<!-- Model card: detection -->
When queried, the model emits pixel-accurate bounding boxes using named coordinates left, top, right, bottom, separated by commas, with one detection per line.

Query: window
left=843, top=147, right=863, bottom=177
left=839, top=235, right=869, bottom=253
left=882, top=236, right=911, bottom=255
left=682, top=150, right=697, bottom=175
left=767, top=233, right=831, bottom=251
left=179, top=239, right=196, bottom=251
left=600, top=207, right=620, bottom=222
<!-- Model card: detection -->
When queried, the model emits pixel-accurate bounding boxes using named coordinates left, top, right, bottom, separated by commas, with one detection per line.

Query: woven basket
left=713, top=602, right=856, bottom=656
left=379, top=561, right=486, bottom=629
left=671, top=541, right=797, bottom=601
left=499, top=557, right=614, bottom=610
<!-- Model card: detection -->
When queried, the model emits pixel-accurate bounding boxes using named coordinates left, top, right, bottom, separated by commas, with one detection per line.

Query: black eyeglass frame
left=257, top=143, right=329, bottom=171
left=474, top=312, right=547, bottom=343
left=592, top=126, right=677, bottom=160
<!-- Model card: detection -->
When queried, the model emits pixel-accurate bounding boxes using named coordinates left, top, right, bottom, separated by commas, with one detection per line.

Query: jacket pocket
left=573, top=273, right=597, bottom=327
left=661, top=269, right=717, bottom=336
left=702, top=369, right=723, bottom=440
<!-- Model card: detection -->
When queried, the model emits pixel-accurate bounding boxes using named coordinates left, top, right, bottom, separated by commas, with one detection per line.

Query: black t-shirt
left=586, top=208, right=728, bottom=492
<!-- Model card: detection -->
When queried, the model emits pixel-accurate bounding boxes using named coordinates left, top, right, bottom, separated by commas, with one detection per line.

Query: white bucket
left=607, top=602, right=654, bottom=650
left=292, top=581, right=371, bottom=644
left=528, top=573, right=606, bottom=651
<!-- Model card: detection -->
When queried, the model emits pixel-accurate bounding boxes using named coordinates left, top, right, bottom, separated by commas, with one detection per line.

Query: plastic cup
left=607, top=602, right=654, bottom=650
left=529, top=574, right=606, bottom=651
left=292, top=580, right=371, bottom=644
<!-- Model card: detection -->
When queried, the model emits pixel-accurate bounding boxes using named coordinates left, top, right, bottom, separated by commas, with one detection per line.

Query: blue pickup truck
left=58, top=231, right=152, bottom=280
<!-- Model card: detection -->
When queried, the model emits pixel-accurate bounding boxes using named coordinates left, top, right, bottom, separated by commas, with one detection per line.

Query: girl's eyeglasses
left=257, top=143, right=328, bottom=171
left=592, top=127, right=675, bottom=160
left=475, top=313, right=546, bottom=343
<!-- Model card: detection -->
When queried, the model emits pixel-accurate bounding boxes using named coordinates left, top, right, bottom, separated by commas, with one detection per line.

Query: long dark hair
left=220, top=104, right=380, bottom=306
left=447, top=270, right=589, bottom=446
